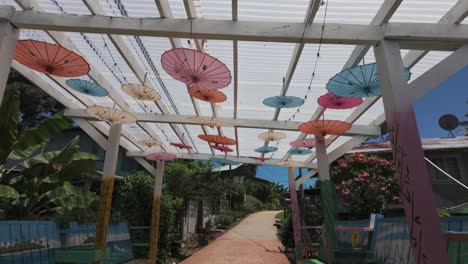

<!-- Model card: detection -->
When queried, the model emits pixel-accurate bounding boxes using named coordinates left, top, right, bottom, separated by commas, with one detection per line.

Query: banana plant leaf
left=0, top=184, right=20, bottom=199
left=8, top=113, right=71, bottom=160
left=0, top=85, right=20, bottom=165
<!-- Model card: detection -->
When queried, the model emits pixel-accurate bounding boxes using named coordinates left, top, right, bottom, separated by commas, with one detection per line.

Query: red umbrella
left=14, top=40, right=90, bottom=77
left=188, top=87, right=227, bottom=103
left=170, top=142, right=193, bottom=150
left=161, top=48, right=231, bottom=90
left=146, top=152, right=177, bottom=161
left=299, top=120, right=351, bottom=136
left=211, top=145, right=234, bottom=153
left=317, top=93, right=363, bottom=109
left=289, top=138, right=332, bottom=149
left=198, top=135, right=236, bottom=145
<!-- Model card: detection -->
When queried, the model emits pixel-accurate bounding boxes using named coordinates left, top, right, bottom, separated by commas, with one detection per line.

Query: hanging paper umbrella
left=146, top=152, right=177, bottom=161
left=211, top=158, right=239, bottom=166
left=161, top=48, right=231, bottom=90
left=14, top=40, right=90, bottom=77
left=198, top=119, right=231, bottom=128
left=326, top=63, right=411, bottom=98
left=299, top=120, right=351, bottom=136
left=317, top=93, right=363, bottom=109
left=289, top=138, right=332, bottom=149
left=198, top=135, right=236, bottom=145
left=254, top=146, right=278, bottom=154
left=188, top=87, right=227, bottom=103
left=211, top=145, right=234, bottom=153
left=138, top=139, right=162, bottom=148
left=122, top=84, right=161, bottom=101
left=288, top=149, right=313, bottom=155
left=258, top=131, right=286, bottom=141
left=86, top=106, right=137, bottom=125
left=263, top=95, right=304, bottom=108
left=276, top=160, right=304, bottom=168
left=66, top=79, right=108, bottom=97
left=253, top=157, right=271, bottom=161
left=170, top=142, right=193, bottom=150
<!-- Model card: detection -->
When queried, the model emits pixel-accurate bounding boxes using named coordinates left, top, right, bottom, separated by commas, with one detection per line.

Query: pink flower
left=359, top=171, right=370, bottom=178
left=369, top=183, right=376, bottom=189
left=380, top=187, right=386, bottom=191
left=341, top=189, right=350, bottom=196
left=392, top=196, right=401, bottom=203
left=388, top=178, right=394, bottom=183
left=340, top=164, right=348, bottom=169
left=342, top=201, right=350, bottom=207
left=335, top=186, right=340, bottom=190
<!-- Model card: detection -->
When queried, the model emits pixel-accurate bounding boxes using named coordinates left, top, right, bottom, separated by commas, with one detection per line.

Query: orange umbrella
left=198, top=135, right=236, bottom=145
left=14, top=40, right=90, bottom=77
left=188, top=87, right=227, bottom=103
left=298, top=120, right=351, bottom=136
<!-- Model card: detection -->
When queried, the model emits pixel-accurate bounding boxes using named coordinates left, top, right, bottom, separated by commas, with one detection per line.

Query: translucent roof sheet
left=6, top=0, right=464, bottom=169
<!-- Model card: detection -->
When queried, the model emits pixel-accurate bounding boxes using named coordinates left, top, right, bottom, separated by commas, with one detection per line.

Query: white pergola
left=0, top=0, right=466, bottom=263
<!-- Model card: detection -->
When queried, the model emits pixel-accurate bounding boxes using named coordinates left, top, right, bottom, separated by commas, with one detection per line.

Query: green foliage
left=244, top=180, right=286, bottom=210
left=0, top=84, right=19, bottom=165
left=214, top=210, right=236, bottom=228
left=8, top=69, right=64, bottom=130
left=438, top=208, right=451, bottom=217
left=242, top=195, right=263, bottom=214
left=331, top=153, right=400, bottom=218
left=0, top=86, right=97, bottom=220
left=277, top=213, right=295, bottom=249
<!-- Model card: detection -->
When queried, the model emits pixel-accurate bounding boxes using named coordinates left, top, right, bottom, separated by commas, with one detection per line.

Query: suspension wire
left=286, top=0, right=329, bottom=123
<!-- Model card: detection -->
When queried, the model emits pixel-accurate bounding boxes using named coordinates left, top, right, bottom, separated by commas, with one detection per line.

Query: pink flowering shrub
left=331, top=153, right=401, bottom=218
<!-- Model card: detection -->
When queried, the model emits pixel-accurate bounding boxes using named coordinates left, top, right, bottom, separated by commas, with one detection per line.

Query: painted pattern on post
left=147, top=160, right=165, bottom=264
left=94, top=176, right=115, bottom=262
left=287, top=167, right=303, bottom=262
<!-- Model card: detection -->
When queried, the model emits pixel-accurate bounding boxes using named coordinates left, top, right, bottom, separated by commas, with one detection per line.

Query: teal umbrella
left=288, top=148, right=312, bottom=155
left=255, top=146, right=278, bottom=154
left=66, top=79, right=108, bottom=97
left=326, top=63, right=411, bottom=98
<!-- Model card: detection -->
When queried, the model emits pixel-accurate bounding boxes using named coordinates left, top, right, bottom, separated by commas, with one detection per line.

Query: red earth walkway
left=181, top=211, right=290, bottom=264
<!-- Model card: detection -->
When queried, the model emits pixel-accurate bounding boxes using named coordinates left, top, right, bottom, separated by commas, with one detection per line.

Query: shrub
left=215, top=210, right=235, bottom=228
left=332, top=153, right=400, bottom=218
left=242, top=195, right=263, bottom=214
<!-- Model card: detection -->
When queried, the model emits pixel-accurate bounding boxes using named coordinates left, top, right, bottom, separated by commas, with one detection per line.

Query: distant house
left=350, top=136, right=468, bottom=210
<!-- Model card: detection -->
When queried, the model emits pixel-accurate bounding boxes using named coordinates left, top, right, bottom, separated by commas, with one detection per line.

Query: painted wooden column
left=315, top=135, right=337, bottom=260
left=147, top=160, right=165, bottom=263
left=287, top=167, right=302, bottom=263
left=94, top=124, right=122, bottom=263
left=374, top=40, right=448, bottom=263
left=0, top=18, right=20, bottom=104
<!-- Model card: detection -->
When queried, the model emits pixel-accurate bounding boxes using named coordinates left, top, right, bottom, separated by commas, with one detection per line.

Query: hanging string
left=100, top=34, right=128, bottom=83
left=286, top=0, right=329, bottom=123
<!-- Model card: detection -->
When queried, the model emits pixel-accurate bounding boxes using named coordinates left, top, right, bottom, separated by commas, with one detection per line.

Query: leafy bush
left=242, top=195, right=263, bottom=214
left=332, top=153, right=400, bottom=218
left=214, top=210, right=235, bottom=228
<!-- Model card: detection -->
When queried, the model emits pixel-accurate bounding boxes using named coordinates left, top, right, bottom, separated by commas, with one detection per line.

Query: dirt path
left=181, top=211, right=289, bottom=264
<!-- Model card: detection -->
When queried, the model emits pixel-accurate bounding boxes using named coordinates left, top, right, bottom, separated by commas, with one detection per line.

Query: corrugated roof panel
left=390, top=0, right=458, bottom=23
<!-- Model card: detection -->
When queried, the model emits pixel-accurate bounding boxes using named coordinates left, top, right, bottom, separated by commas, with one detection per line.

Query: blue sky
left=256, top=66, right=468, bottom=187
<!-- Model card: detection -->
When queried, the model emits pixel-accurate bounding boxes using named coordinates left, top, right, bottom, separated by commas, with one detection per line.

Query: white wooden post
left=315, top=135, right=337, bottom=260
left=94, top=124, right=122, bottom=263
left=0, top=20, right=19, bottom=103
left=374, top=40, right=448, bottom=263
left=147, top=160, right=165, bottom=263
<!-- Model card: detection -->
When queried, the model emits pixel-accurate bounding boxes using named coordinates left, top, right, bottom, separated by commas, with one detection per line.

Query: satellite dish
left=439, top=114, right=459, bottom=137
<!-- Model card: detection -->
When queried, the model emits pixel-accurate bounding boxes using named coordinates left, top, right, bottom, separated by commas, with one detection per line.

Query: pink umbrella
left=211, top=145, right=234, bottom=153
left=146, top=152, right=177, bottom=161
left=289, top=138, right=332, bottom=149
left=161, top=48, right=231, bottom=90
left=253, top=157, right=270, bottom=161
left=170, top=142, right=193, bottom=150
left=317, top=93, right=363, bottom=109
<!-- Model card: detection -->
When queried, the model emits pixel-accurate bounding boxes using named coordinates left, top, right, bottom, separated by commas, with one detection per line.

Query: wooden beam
left=287, top=166, right=303, bottom=264
left=374, top=39, right=448, bottom=263
left=95, top=124, right=122, bottom=263
left=148, top=160, right=165, bottom=263
left=126, top=151, right=317, bottom=168
left=64, top=108, right=381, bottom=137
left=0, top=17, right=19, bottom=103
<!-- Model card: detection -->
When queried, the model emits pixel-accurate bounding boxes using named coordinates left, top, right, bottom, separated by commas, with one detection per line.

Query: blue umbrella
left=288, top=148, right=312, bottom=155
left=211, top=158, right=239, bottom=166
left=326, top=63, right=411, bottom=98
left=254, top=146, right=278, bottom=153
left=66, top=79, right=108, bottom=97
left=263, top=96, right=304, bottom=108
